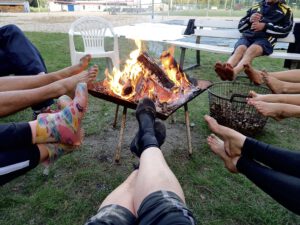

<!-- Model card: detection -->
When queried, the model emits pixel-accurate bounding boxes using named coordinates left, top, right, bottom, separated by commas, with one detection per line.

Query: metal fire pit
left=88, top=80, right=211, bottom=120
left=88, top=79, right=212, bottom=162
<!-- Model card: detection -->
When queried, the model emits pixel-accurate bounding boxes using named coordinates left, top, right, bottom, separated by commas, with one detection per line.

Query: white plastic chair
left=68, top=16, right=120, bottom=70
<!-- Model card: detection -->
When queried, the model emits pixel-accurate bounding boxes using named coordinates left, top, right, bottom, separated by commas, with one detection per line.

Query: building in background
left=0, top=0, right=30, bottom=12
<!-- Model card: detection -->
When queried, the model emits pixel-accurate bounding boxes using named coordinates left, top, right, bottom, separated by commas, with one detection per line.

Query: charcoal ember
left=122, top=80, right=133, bottom=96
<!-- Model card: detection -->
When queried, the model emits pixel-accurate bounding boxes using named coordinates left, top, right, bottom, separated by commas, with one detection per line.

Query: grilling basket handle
left=229, top=93, right=249, bottom=103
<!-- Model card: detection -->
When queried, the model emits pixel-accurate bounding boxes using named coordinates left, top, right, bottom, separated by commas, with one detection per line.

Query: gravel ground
left=0, top=12, right=185, bottom=33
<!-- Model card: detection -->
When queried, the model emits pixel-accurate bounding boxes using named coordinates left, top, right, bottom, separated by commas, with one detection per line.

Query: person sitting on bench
left=215, top=0, right=293, bottom=81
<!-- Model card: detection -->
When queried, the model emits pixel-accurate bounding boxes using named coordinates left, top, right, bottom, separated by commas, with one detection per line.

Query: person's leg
left=0, top=55, right=91, bottom=92
left=228, top=44, right=263, bottom=79
left=215, top=37, right=249, bottom=81
left=207, top=134, right=300, bottom=215
left=0, top=24, right=56, bottom=112
left=263, top=72, right=300, bottom=94
left=0, top=24, right=47, bottom=76
left=269, top=69, right=300, bottom=82
left=130, top=98, right=195, bottom=225
left=0, top=66, right=97, bottom=117
left=248, top=101, right=300, bottom=120
left=29, top=82, right=89, bottom=145
left=0, top=145, right=41, bottom=185
left=237, top=156, right=300, bottom=215
left=244, top=65, right=300, bottom=85
left=220, top=45, right=247, bottom=81
left=248, top=91, right=300, bottom=105
left=205, top=115, right=300, bottom=177
left=85, top=171, right=138, bottom=225
left=227, top=45, right=248, bottom=68
left=100, top=170, right=137, bottom=213
left=0, top=139, right=87, bottom=185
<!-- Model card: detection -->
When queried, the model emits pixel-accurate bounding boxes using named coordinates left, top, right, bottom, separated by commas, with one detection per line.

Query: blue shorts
left=234, top=37, right=274, bottom=56
left=85, top=191, right=195, bottom=225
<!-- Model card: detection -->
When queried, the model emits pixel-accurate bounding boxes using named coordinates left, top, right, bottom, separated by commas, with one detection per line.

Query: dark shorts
left=85, top=191, right=195, bottom=225
left=234, top=37, right=274, bottom=56
left=85, top=204, right=136, bottom=225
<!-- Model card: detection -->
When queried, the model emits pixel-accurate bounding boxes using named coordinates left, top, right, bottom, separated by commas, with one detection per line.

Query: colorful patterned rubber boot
left=36, top=82, right=88, bottom=146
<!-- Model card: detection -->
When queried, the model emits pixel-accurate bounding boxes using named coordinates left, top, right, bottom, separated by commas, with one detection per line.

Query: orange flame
left=104, top=42, right=194, bottom=104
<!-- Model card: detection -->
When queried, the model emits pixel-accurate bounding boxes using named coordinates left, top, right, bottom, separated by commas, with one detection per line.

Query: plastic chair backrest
left=69, top=16, right=116, bottom=52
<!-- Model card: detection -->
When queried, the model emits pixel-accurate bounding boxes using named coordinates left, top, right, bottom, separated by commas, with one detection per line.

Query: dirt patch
left=84, top=112, right=203, bottom=163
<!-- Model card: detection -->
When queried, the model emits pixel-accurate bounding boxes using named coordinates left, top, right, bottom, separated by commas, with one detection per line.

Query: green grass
left=0, top=32, right=300, bottom=225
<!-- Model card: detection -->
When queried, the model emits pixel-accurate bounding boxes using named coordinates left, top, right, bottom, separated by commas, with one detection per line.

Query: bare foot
left=247, top=91, right=276, bottom=104
left=207, top=134, right=239, bottom=173
left=262, top=72, right=285, bottom=94
left=247, top=90, right=263, bottom=103
left=204, top=115, right=246, bottom=157
left=248, top=101, right=284, bottom=121
left=224, top=63, right=235, bottom=81
left=244, top=64, right=263, bottom=85
left=50, top=54, right=92, bottom=80
left=215, top=62, right=227, bottom=80
left=63, top=64, right=98, bottom=97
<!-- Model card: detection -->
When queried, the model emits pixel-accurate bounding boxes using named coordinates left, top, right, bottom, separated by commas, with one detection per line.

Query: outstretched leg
left=263, top=72, right=300, bottom=94
left=248, top=101, right=300, bottom=120
left=206, top=127, right=300, bottom=214
left=30, top=83, right=89, bottom=145
left=0, top=65, right=97, bottom=117
left=131, top=98, right=195, bottom=225
left=249, top=91, right=300, bottom=106
left=85, top=172, right=137, bottom=225
left=0, top=55, right=91, bottom=92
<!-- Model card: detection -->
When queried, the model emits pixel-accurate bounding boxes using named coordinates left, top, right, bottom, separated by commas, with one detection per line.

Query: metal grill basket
left=208, top=81, right=272, bottom=136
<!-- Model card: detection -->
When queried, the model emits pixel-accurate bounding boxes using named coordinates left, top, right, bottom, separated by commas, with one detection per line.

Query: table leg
left=184, top=104, right=192, bottom=155
left=114, top=106, right=127, bottom=163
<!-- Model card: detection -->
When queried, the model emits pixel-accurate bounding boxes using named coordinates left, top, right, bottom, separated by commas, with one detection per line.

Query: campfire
left=88, top=41, right=212, bottom=161
left=88, top=41, right=211, bottom=119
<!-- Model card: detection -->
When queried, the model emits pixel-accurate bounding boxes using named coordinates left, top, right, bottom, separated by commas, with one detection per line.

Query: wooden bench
left=165, top=19, right=300, bottom=70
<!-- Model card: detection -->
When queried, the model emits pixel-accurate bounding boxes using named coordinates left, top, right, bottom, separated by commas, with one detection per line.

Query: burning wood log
left=137, top=52, right=175, bottom=89
left=160, top=51, right=198, bottom=87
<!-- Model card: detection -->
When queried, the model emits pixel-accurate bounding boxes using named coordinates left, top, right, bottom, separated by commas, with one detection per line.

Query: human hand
left=250, top=13, right=262, bottom=23
left=251, top=21, right=266, bottom=31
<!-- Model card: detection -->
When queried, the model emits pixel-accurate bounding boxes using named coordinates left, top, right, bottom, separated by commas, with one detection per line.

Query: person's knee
left=3, top=24, right=23, bottom=37
left=246, top=44, right=263, bottom=57
left=235, top=45, right=247, bottom=53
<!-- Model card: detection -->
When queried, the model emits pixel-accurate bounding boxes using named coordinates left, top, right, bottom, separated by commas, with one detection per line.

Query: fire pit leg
left=184, top=104, right=192, bottom=155
left=113, top=104, right=120, bottom=128
left=114, top=106, right=127, bottom=163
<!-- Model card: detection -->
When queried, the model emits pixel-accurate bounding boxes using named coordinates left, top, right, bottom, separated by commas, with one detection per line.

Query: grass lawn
left=0, top=32, right=300, bottom=225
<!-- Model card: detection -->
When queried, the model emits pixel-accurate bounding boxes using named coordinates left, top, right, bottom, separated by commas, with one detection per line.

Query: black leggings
left=237, top=137, right=300, bottom=215
left=0, top=123, right=40, bottom=185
